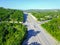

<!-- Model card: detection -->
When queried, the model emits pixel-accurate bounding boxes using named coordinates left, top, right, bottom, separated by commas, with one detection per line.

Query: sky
left=0, top=0, right=60, bottom=10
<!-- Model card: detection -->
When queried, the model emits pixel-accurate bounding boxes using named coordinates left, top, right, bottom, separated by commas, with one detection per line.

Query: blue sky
left=0, top=0, right=60, bottom=10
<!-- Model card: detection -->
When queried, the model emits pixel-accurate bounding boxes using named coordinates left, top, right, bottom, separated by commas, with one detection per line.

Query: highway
left=22, top=13, right=58, bottom=45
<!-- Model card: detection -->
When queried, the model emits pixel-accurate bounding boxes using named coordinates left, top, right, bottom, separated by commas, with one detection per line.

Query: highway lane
left=23, top=15, right=42, bottom=45
left=28, top=14, right=55, bottom=45
left=22, top=13, right=58, bottom=45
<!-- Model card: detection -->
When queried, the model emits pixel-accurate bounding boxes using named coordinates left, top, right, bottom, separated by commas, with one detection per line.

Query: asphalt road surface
left=22, top=13, right=58, bottom=45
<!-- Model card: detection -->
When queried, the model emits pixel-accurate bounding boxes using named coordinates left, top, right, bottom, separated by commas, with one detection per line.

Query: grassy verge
left=41, top=18, right=60, bottom=41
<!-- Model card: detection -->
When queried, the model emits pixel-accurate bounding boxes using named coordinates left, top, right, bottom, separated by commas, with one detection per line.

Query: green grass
left=0, top=23, right=27, bottom=45
left=31, top=10, right=60, bottom=21
left=41, top=18, right=60, bottom=41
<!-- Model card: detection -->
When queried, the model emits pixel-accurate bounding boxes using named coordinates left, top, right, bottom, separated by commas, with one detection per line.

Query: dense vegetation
left=0, top=7, right=24, bottom=22
left=0, top=23, right=27, bottom=45
left=41, top=18, right=60, bottom=41
left=31, top=10, right=60, bottom=21
left=0, top=7, right=27, bottom=45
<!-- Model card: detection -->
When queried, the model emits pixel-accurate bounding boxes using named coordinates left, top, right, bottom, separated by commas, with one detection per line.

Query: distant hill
left=23, top=9, right=60, bottom=12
